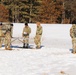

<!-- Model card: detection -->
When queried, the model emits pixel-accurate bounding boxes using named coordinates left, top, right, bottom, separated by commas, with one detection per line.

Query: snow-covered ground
left=0, top=23, right=76, bottom=75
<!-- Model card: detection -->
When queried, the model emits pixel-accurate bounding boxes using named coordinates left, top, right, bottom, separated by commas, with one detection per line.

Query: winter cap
left=10, top=24, right=13, bottom=26
left=25, top=23, right=28, bottom=26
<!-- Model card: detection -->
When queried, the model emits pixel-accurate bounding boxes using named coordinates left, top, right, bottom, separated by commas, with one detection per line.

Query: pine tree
left=38, top=0, right=63, bottom=23
left=24, top=0, right=41, bottom=23
left=1, top=0, right=41, bottom=23
left=64, top=0, right=76, bottom=23
left=0, top=0, right=28, bottom=22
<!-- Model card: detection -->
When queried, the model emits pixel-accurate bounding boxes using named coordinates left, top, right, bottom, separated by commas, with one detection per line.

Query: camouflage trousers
left=34, top=35, right=41, bottom=48
left=0, top=37, right=4, bottom=48
left=23, top=36, right=29, bottom=44
left=0, top=37, right=2, bottom=47
left=72, top=38, right=76, bottom=53
left=5, top=38, right=11, bottom=49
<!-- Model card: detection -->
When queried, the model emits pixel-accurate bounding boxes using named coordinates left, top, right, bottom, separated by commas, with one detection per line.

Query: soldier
left=10, top=24, right=13, bottom=37
left=0, top=23, right=3, bottom=48
left=70, top=19, right=76, bottom=54
left=5, top=29, right=12, bottom=50
left=22, top=23, right=31, bottom=48
left=34, top=22, right=43, bottom=49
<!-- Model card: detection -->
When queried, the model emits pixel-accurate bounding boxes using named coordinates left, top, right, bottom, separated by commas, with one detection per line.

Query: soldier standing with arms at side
left=5, top=29, right=12, bottom=50
left=22, top=23, right=31, bottom=48
left=34, top=22, right=43, bottom=49
left=10, top=24, right=13, bottom=38
left=70, top=19, right=76, bottom=54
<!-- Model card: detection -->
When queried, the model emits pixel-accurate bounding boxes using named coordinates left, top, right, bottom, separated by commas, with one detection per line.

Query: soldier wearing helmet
left=0, top=23, right=3, bottom=48
left=34, top=22, right=43, bottom=49
left=5, top=29, right=12, bottom=50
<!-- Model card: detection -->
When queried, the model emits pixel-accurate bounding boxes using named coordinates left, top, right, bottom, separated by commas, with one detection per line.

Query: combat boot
left=36, top=46, right=40, bottom=49
left=25, top=44, right=29, bottom=48
left=73, top=49, right=76, bottom=54
left=5, top=46, right=8, bottom=50
left=23, top=43, right=25, bottom=48
left=8, top=47, right=12, bottom=50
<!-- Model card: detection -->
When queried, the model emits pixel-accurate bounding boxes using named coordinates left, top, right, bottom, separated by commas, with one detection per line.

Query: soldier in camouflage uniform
left=70, top=20, right=76, bottom=54
left=5, top=29, right=12, bottom=50
left=34, top=22, right=43, bottom=49
left=22, top=23, right=31, bottom=48
left=10, top=24, right=13, bottom=37
left=0, top=23, right=3, bottom=48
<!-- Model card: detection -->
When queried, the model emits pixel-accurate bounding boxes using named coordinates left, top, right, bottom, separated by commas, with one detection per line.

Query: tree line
left=0, top=0, right=76, bottom=24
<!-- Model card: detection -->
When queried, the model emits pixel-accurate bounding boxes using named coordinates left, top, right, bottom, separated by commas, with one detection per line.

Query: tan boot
left=0, top=44, right=2, bottom=48
left=5, top=47, right=8, bottom=50
left=73, top=52, right=76, bottom=54
left=36, top=46, right=40, bottom=49
left=8, top=47, right=12, bottom=50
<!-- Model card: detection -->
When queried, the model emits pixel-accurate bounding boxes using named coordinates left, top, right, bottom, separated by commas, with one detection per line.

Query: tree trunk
left=62, top=1, right=65, bottom=24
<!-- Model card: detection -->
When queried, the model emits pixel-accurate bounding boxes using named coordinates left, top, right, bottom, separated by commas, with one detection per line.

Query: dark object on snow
left=23, top=43, right=29, bottom=48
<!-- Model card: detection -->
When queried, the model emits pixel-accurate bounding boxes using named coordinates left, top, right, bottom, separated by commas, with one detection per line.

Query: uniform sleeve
left=0, top=30, right=4, bottom=37
left=22, top=27, right=25, bottom=36
left=39, top=26, right=42, bottom=35
left=28, top=27, right=31, bottom=34
left=70, top=27, right=73, bottom=38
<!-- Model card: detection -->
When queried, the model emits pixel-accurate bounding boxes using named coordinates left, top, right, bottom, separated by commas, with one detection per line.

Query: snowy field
left=0, top=23, right=76, bottom=75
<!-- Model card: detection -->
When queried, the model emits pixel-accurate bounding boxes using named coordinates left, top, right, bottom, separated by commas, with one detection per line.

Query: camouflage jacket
left=36, top=25, right=42, bottom=35
left=70, top=24, right=76, bottom=38
left=22, top=26, right=31, bottom=36
left=0, top=29, right=4, bottom=37
left=0, top=30, right=2, bottom=36
left=5, top=31, right=11, bottom=40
